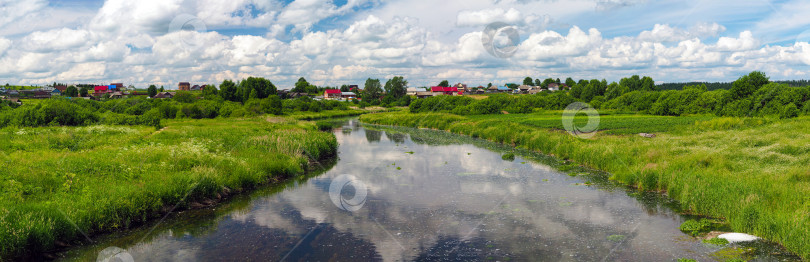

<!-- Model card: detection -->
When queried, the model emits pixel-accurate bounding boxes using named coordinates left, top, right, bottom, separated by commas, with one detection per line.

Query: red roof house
left=430, top=86, right=462, bottom=95
left=324, top=89, right=341, bottom=99
left=94, top=86, right=109, bottom=93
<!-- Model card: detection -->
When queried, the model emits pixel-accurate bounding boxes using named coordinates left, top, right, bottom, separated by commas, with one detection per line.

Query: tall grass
left=360, top=111, right=810, bottom=259
left=0, top=117, right=337, bottom=260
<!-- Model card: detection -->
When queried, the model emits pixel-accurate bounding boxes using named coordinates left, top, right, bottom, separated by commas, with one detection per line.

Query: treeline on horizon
left=411, top=71, right=810, bottom=119
left=657, top=79, right=810, bottom=91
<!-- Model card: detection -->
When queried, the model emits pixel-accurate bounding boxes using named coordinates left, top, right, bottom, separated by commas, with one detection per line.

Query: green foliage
left=384, top=76, right=408, bottom=99
left=147, top=85, right=158, bottom=97
left=292, top=77, right=309, bottom=93
left=703, top=237, right=730, bottom=245
left=64, top=86, right=78, bottom=97
left=607, top=234, right=626, bottom=242
left=363, top=78, right=383, bottom=101
left=523, top=77, right=533, bottom=86
left=240, top=77, right=277, bottom=101
left=173, top=91, right=196, bottom=103
left=501, top=153, right=515, bottom=161
left=731, top=71, right=769, bottom=100
left=219, top=79, right=238, bottom=102
left=679, top=219, right=713, bottom=236
left=438, top=80, right=450, bottom=87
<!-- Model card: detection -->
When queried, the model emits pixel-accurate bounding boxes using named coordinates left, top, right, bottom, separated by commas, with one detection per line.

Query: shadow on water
left=54, top=118, right=801, bottom=261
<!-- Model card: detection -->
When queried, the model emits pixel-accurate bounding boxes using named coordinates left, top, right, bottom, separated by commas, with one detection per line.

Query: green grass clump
left=501, top=153, right=515, bottom=161
left=703, top=237, right=730, bottom=246
left=359, top=111, right=810, bottom=259
left=0, top=117, right=338, bottom=259
left=680, top=219, right=713, bottom=236
left=607, top=234, right=626, bottom=242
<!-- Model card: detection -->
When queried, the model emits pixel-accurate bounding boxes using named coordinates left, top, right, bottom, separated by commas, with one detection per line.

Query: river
left=57, top=118, right=799, bottom=261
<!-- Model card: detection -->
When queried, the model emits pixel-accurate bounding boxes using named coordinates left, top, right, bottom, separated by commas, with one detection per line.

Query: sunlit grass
left=360, top=111, right=810, bottom=259
left=0, top=117, right=337, bottom=259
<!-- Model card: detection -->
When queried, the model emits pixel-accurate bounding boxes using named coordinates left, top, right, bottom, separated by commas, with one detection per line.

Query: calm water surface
left=57, top=119, right=799, bottom=261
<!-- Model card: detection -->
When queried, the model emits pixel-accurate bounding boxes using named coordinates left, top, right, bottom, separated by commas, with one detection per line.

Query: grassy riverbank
left=359, top=111, right=810, bottom=259
left=0, top=117, right=338, bottom=260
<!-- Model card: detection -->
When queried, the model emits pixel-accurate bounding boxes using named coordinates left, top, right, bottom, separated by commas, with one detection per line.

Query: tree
left=640, top=76, right=656, bottom=91
left=293, top=77, right=309, bottom=93
left=523, top=77, right=534, bottom=86
left=147, top=85, right=158, bottom=97
left=438, top=80, right=450, bottom=87
left=565, top=77, right=576, bottom=88
left=173, top=91, right=196, bottom=103
left=201, top=84, right=218, bottom=99
left=605, top=82, right=625, bottom=100
left=363, top=78, right=383, bottom=101
left=340, top=85, right=349, bottom=92
left=305, top=84, right=319, bottom=94
left=240, top=77, right=277, bottom=100
left=64, top=85, right=78, bottom=97
left=159, top=86, right=165, bottom=92
left=541, top=78, right=556, bottom=89
left=384, top=76, right=408, bottom=99
left=219, top=79, right=238, bottom=102
left=534, top=79, right=542, bottom=87
left=487, top=83, right=492, bottom=88
left=731, top=71, right=769, bottom=100
left=79, top=86, right=89, bottom=97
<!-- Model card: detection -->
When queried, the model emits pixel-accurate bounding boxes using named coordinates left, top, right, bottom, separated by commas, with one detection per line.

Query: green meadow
left=0, top=117, right=337, bottom=259
left=360, top=111, right=810, bottom=259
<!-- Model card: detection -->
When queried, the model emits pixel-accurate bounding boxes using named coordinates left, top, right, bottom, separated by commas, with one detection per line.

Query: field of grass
left=467, top=110, right=718, bottom=135
left=360, top=111, right=810, bottom=259
left=0, top=117, right=338, bottom=259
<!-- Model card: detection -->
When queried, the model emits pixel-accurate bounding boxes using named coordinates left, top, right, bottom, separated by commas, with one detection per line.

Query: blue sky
left=2, top=0, right=810, bottom=88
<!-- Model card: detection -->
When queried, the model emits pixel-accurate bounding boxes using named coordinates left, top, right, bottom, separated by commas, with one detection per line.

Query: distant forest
left=658, top=80, right=810, bottom=91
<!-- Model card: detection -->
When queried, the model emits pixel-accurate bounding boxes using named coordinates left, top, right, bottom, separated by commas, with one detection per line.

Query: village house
left=406, top=87, right=423, bottom=96
left=340, top=92, right=357, bottom=100
left=416, top=91, right=435, bottom=99
left=33, top=90, right=51, bottom=99
left=547, top=83, right=563, bottom=91
left=109, top=91, right=124, bottom=99
left=110, top=83, right=124, bottom=91
left=190, top=85, right=204, bottom=91
left=430, top=86, right=462, bottom=96
left=518, top=85, right=535, bottom=94
left=178, top=82, right=190, bottom=91
left=324, top=89, right=341, bottom=100
left=94, top=86, right=110, bottom=96
left=153, top=92, right=175, bottom=99
left=493, top=86, right=510, bottom=93
left=454, top=83, right=468, bottom=93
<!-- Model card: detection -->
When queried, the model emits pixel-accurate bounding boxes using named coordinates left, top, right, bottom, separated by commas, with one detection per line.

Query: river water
left=57, top=119, right=799, bottom=261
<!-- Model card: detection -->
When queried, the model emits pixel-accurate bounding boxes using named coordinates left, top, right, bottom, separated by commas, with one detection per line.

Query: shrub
left=501, top=153, right=515, bottom=161
left=780, top=103, right=799, bottom=119
left=173, top=91, right=196, bottom=103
